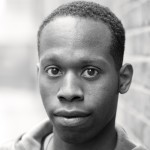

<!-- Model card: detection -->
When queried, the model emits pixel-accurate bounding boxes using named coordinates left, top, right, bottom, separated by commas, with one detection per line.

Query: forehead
left=40, top=16, right=112, bottom=55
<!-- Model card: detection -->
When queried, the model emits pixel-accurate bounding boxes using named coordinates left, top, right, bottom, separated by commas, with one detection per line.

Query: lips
left=54, top=110, right=90, bottom=118
left=53, top=109, right=91, bottom=127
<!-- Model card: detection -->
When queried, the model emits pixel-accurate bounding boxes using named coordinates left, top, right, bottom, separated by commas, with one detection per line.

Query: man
left=0, top=1, right=147, bottom=150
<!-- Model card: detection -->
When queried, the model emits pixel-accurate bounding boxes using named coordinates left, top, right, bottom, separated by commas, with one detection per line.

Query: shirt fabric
left=0, top=126, right=147, bottom=150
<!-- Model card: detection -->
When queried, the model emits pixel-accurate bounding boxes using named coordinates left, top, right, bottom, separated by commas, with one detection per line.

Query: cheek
left=39, top=76, right=59, bottom=111
left=39, top=76, right=58, bottom=98
left=85, top=75, right=118, bottom=100
left=86, top=88, right=118, bottom=132
left=86, top=88, right=118, bottom=112
left=84, top=76, right=119, bottom=115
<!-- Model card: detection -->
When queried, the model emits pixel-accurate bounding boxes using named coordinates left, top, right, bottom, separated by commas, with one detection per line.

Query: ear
left=119, top=63, right=133, bottom=94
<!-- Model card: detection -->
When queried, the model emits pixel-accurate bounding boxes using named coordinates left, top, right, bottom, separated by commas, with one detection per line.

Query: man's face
left=39, top=16, right=119, bottom=143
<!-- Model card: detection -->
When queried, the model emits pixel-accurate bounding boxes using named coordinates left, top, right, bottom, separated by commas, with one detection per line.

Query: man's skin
left=38, top=16, right=133, bottom=150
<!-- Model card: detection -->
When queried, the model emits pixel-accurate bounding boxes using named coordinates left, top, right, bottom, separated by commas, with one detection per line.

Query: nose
left=57, top=72, right=84, bottom=102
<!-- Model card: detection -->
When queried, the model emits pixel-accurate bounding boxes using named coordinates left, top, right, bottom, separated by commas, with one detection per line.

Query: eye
left=82, top=67, right=99, bottom=79
left=45, top=66, right=62, bottom=77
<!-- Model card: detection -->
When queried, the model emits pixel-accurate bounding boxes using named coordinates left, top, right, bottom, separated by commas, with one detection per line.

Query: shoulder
left=0, top=132, right=47, bottom=150
left=0, top=134, right=23, bottom=150
left=133, top=146, right=148, bottom=150
left=0, top=133, right=53, bottom=150
left=115, top=125, right=148, bottom=150
left=0, top=134, right=26, bottom=150
left=0, top=120, right=53, bottom=150
left=42, top=133, right=53, bottom=150
left=0, top=141, right=15, bottom=150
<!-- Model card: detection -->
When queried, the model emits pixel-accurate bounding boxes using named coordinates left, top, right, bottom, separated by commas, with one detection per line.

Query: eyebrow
left=40, top=54, right=109, bottom=68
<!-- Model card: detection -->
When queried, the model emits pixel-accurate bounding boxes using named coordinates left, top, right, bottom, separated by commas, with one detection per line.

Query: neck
left=49, top=118, right=117, bottom=150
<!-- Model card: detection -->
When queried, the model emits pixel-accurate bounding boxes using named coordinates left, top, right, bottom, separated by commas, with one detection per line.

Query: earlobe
left=119, top=63, right=133, bottom=94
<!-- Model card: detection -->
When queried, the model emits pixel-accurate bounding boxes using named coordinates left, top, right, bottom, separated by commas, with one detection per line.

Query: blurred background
left=0, top=0, right=150, bottom=149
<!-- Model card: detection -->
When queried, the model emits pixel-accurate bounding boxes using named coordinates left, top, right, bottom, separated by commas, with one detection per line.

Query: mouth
left=53, top=110, right=91, bottom=127
left=54, top=110, right=90, bottom=117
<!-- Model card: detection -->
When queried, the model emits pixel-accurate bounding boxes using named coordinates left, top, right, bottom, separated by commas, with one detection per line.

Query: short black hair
left=38, top=1, right=125, bottom=71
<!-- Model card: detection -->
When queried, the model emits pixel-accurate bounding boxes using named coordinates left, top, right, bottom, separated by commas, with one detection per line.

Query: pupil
left=52, top=68, right=58, bottom=74
left=88, top=69, right=95, bottom=76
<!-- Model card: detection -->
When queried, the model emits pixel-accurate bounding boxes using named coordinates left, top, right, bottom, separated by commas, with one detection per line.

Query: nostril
left=58, top=96, right=66, bottom=101
left=58, top=95, right=84, bottom=102
left=74, top=96, right=80, bottom=99
left=71, top=96, right=83, bottom=101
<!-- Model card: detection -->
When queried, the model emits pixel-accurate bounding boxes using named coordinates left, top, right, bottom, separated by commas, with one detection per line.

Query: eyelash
left=81, top=67, right=100, bottom=79
left=45, top=66, right=63, bottom=77
left=44, top=65, right=102, bottom=79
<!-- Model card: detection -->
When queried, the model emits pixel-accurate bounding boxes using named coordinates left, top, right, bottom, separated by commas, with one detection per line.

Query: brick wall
left=112, top=0, right=150, bottom=149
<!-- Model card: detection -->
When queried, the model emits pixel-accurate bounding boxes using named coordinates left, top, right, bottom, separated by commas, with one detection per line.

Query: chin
left=59, top=131, right=91, bottom=144
left=54, top=124, right=101, bottom=144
